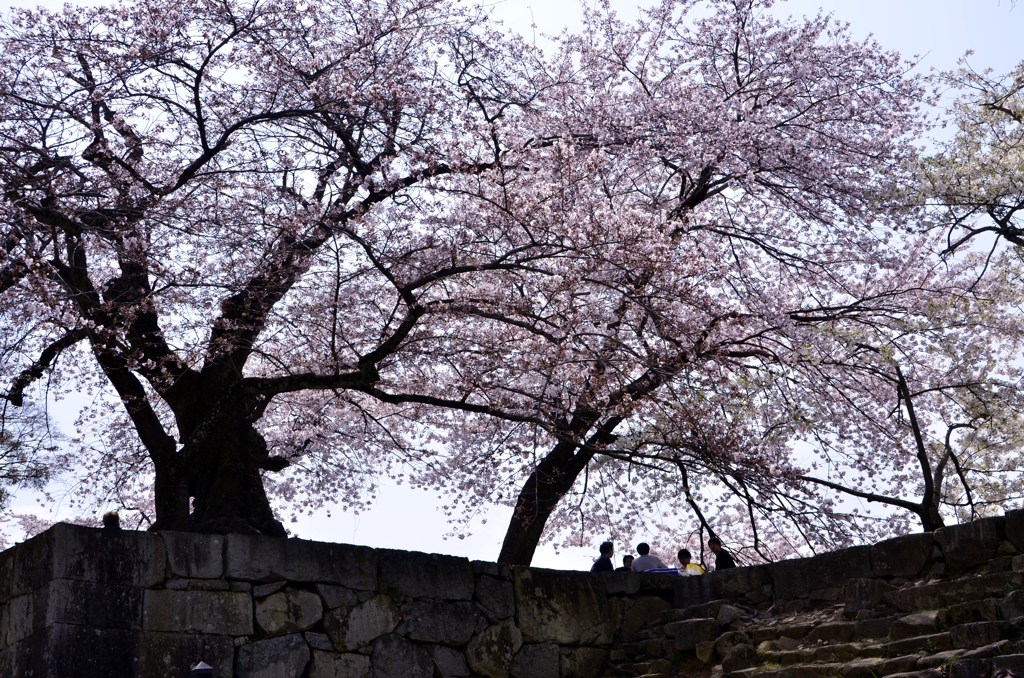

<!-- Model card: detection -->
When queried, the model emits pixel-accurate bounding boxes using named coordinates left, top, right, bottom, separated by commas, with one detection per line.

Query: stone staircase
left=601, top=545, right=1024, bottom=678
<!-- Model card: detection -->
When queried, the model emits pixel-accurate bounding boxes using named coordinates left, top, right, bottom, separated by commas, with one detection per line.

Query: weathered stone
left=948, top=659, right=989, bottom=678
left=843, top=656, right=886, bottom=678
left=559, top=647, right=607, bottom=678
left=138, top=631, right=235, bottom=678
left=621, top=596, right=671, bottom=640
left=9, top=623, right=138, bottom=678
left=161, top=531, right=224, bottom=579
left=916, top=650, right=965, bottom=669
left=13, top=523, right=165, bottom=595
left=369, top=634, right=433, bottom=678
left=430, top=645, right=471, bottom=677
left=776, top=622, right=814, bottom=639
left=746, top=584, right=774, bottom=605
left=675, top=572, right=717, bottom=608
left=471, top=561, right=510, bottom=578
left=714, top=631, right=750, bottom=658
left=317, top=583, right=358, bottom=609
left=0, top=547, right=14, bottom=605
left=309, top=649, right=371, bottom=678
left=466, top=619, right=522, bottom=678
left=253, top=581, right=287, bottom=598
left=225, top=534, right=377, bottom=589
left=892, top=611, right=943, bottom=639
left=598, top=571, right=643, bottom=596
left=400, top=601, right=482, bottom=645
left=305, top=632, right=333, bottom=651
left=379, top=549, right=474, bottom=600
left=721, top=644, right=758, bottom=673
left=871, top=533, right=934, bottom=578
left=947, top=598, right=1001, bottom=625
left=713, top=565, right=770, bottom=599
left=855, top=616, right=896, bottom=639
left=989, top=555, right=1015, bottom=572
left=143, top=589, right=253, bottom=635
left=807, top=621, right=855, bottom=643
left=845, top=578, right=895, bottom=613
left=770, top=546, right=871, bottom=601
left=236, top=633, right=311, bottom=678
left=935, top=517, right=1006, bottom=572
left=950, top=621, right=1010, bottom=648
left=776, top=635, right=801, bottom=651
left=24, top=579, right=144, bottom=633
left=886, top=632, right=953, bottom=654
left=323, top=594, right=401, bottom=652
left=717, top=603, right=746, bottom=626
left=962, top=640, right=1013, bottom=659
left=256, top=590, right=323, bottom=636
left=697, top=641, right=718, bottom=663
left=512, top=567, right=616, bottom=645
left=510, top=643, right=559, bottom=678
left=666, top=618, right=720, bottom=650
left=476, top=575, right=515, bottom=620
left=1005, top=510, right=1024, bottom=553
left=1003, top=590, right=1024, bottom=619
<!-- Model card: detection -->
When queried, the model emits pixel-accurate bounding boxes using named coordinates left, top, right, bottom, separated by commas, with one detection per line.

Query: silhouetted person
left=708, top=537, right=736, bottom=570
left=102, top=510, right=121, bottom=531
left=591, top=541, right=614, bottom=573
left=616, top=555, right=634, bottom=571
left=630, top=542, right=666, bottom=571
left=677, top=548, right=706, bottom=575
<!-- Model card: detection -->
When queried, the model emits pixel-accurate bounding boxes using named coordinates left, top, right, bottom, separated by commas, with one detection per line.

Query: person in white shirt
left=630, top=542, right=667, bottom=571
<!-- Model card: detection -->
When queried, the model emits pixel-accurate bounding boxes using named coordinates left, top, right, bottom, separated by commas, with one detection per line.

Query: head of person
left=599, top=541, right=614, bottom=557
left=636, top=542, right=651, bottom=556
left=102, top=510, right=120, bottom=530
left=708, top=537, right=722, bottom=553
left=622, top=555, right=634, bottom=568
left=677, top=548, right=692, bottom=566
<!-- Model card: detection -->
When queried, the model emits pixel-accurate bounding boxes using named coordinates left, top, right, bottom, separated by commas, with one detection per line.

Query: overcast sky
left=4, top=0, right=1023, bottom=569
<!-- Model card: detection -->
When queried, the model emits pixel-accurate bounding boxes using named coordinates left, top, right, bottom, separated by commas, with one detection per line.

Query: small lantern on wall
left=191, top=661, right=213, bottom=677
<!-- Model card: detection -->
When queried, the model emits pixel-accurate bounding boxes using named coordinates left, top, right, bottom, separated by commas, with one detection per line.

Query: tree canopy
left=1, top=0, right=1021, bottom=562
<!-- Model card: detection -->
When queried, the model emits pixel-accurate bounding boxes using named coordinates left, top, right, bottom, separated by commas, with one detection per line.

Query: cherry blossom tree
left=3, top=0, right=1011, bottom=558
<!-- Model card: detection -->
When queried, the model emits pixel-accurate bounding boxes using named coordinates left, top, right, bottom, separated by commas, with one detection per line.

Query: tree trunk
left=497, top=440, right=595, bottom=565
left=184, top=400, right=286, bottom=537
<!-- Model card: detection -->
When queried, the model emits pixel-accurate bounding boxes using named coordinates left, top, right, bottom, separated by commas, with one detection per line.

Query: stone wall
left=1, top=510, right=1022, bottom=677
left=0, top=523, right=678, bottom=677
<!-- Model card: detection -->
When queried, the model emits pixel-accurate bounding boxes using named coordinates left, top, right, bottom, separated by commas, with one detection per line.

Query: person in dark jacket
left=591, top=541, right=615, bottom=573
left=708, top=537, right=736, bottom=570
left=615, top=555, right=634, bottom=572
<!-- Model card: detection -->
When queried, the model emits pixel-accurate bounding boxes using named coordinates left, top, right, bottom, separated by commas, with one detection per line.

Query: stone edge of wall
left=0, top=509, right=1020, bottom=677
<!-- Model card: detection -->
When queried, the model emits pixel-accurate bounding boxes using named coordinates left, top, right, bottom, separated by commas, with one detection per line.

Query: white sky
left=4, top=0, right=1024, bottom=569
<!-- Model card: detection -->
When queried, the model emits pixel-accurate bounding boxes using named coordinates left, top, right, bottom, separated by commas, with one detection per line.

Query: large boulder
left=138, top=632, right=235, bottom=678
left=235, top=634, right=311, bottom=678
left=559, top=647, right=607, bottom=678
left=161, top=531, right=224, bottom=579
left=379, top=550, right=474, bottom=600
left=13, top=523, right=165, bottom=595
left=142, top=589, right=253, bottom=635
left=476, top=575, right=515, bottom=620
left=666, top=618, right=720, bottom=651
left=513, top=568, right=617, bottom=645
left=1005, top=510, right=1024, bottom=552
left=466, top=619, right=523, bottom=678
left=369, top=634, right=435, bottom=678
left=309, top=650, right=371, bottom=678
left=871, top=533, right=934, bottom=578
left=429, top=645, right=471, bottom=677
left=621, top=596, right=671, bottom=640
left=400, top=601, right=483, bottom=646
left=934, top=517, right=1006, bottom=572
left=511, top=643, right=560, bottom=678
left=323, top=594, right=401, bottom=652
left=256, top=590, right=324, bottom=636
left=225, top=535, right=377, bottom=589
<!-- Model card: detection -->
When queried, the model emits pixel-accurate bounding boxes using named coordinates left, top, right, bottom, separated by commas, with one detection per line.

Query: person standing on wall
left=630, top=542, right=667, bottom=571
left=708, top=537, right=736, bottom=570
left=591, top=541, right=615, bottom=573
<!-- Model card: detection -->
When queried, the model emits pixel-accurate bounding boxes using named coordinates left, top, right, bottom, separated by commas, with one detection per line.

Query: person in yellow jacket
left=677, top=548, right=706, bottom=576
